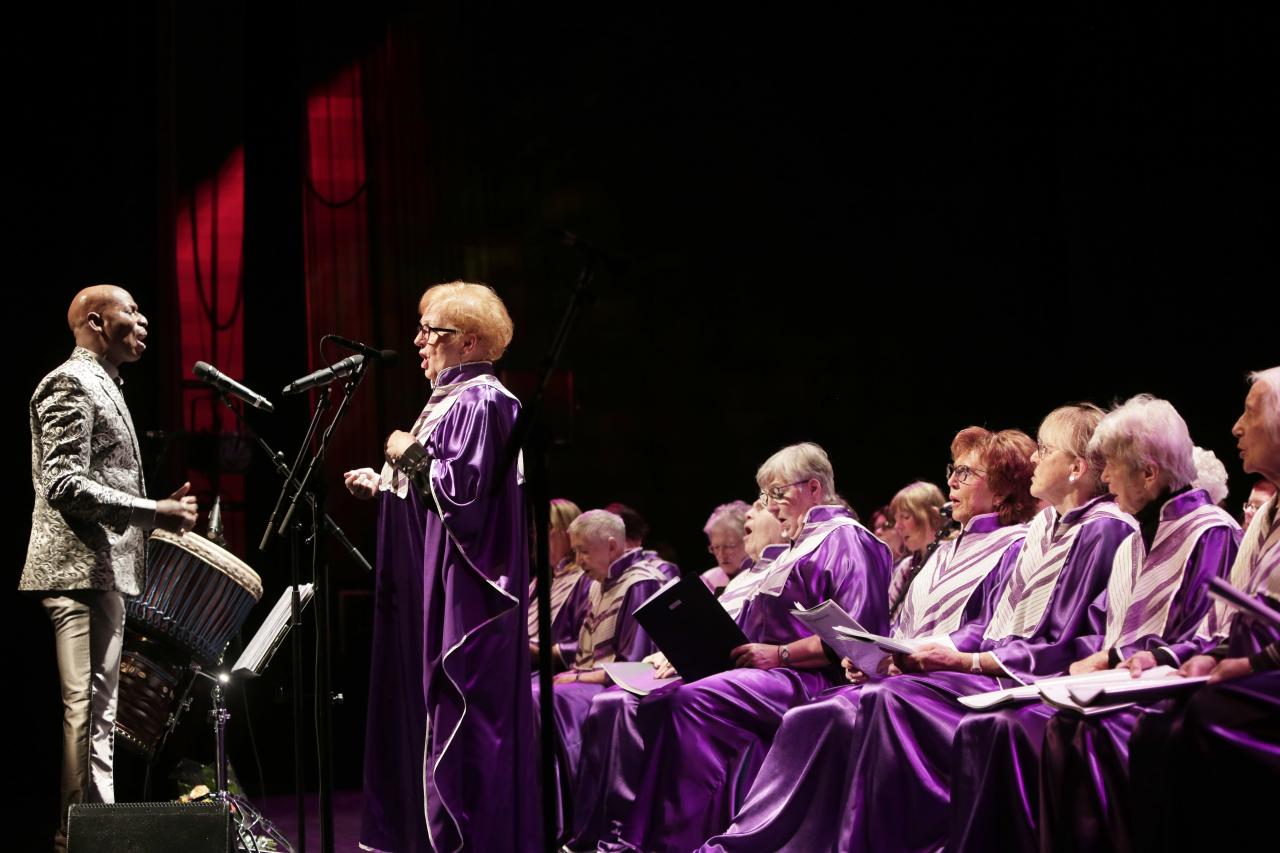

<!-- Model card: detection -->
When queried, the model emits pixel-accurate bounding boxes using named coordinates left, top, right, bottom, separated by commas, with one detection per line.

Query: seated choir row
left=526, top=367, right=1279, bottom=853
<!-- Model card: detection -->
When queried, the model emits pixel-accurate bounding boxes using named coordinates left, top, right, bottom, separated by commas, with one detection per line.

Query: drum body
left=117, top=531, right=262, bottom=758
left=127, top=530, right=263, bottom=667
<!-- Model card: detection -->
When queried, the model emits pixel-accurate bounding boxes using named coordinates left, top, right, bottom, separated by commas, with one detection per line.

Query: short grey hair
left=703, top=500, right=751, bottom=537
left=568, top=509, right=625, bottom=545
left=1088, top=394, right=1197, bottom=491
left=756, top=442, right=836, bottom=502
left=1192, top=446, right=1230, bottom=505
left=1248, top=366, right=1280, bottom=442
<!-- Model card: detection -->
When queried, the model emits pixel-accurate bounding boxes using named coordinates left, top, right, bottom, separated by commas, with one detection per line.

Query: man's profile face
left=96, top=288, right=148, bottom=366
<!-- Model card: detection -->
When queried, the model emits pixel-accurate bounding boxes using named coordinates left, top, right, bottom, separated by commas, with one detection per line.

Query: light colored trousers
left=42, top=590, right=124, bottom=851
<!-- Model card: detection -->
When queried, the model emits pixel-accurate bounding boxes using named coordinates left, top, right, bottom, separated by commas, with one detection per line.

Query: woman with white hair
left=1192, top=445, right=1230, bottom=506
left=344, top=281, right=538, bottom=852
left=598, top=442, right=893, bottom=853
left=953, top=394, right=1240, bottom=853
left=700, top=500, right=751, bottom=594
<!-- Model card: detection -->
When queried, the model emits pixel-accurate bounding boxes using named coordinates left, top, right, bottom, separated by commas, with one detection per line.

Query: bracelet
left=970, top=652, right=982, bottom=673
left=573, top=670, right=581, bottom=682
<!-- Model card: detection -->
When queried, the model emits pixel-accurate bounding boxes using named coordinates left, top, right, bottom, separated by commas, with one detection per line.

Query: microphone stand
left=258, top=388, right=329, bottom=853
left=263, top=358, right=372, bottom=853
left=496, top=249, right=602, bottom=851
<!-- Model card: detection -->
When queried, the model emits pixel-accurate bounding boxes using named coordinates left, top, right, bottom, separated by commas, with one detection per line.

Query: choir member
left=871, top=504, right=910, bottom=563
left=605, top=501, right=681, bottom=580
left=599, top=442, right=892, bottom=853
left=351, top=281, right=539, bottom=852
left=706, top=424, right=1045, bottom=852
left=530, top=498, right=593, bottom=664
left=955, top=395, right=1239, bottom=853
left=700, top=500, right=752, bottom=594
left=533, top=509, right=669, bottom=837
left=884, top=480, right=948, bottom=617
left=564, top=498, right=789, bottom=849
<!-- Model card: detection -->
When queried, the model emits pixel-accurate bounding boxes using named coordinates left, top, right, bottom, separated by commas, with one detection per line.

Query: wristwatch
left=970, top=652, right=982, bottom=673
left=779, top=644, right=792, bottom=666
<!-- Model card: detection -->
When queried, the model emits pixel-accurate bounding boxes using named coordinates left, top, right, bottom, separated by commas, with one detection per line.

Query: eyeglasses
left=416, top=322, right=461, bottom=344
left=1244, top=501, right=1267, bottom=513
left=1035, top=441, right=1065, bottom=459
left=707, top=541, right=744, bottom=555
left=759, top=480, right=810, bottom=506
left=946, top=464, right=987, bottom=485
left=873, top=520, right=894, bottom=534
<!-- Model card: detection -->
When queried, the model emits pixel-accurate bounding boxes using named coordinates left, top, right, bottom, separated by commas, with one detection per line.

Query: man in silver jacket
left=20, top=284, right=198, bottom=851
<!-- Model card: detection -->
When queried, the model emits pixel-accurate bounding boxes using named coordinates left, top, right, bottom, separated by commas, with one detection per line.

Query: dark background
left=6, top=4, right=1274, bottom=847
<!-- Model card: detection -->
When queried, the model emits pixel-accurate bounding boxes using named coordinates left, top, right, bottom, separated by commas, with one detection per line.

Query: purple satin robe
left=531, top=554, right=662, bottom=840
left=957, top=492, right=1239, bottom=853
left=607, top=506, right=892, bottom=853
left=533, top=557, right=594, bottom=665
left=706, top=504, right=1131, bottom=853
left=564, top=544, right=791, bottom=850
left=360, top=362, right=539, bottom=853
left=1128, top=664, right=1280, bottom=852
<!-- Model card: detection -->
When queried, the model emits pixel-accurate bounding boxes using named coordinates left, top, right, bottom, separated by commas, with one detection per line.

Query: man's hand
left=731, top=643, right=781, bottom=670
left=1178, top=655, right=1218, bottom=678
left=1122, top=651, right=1160, bottom=679
left=155, top=482, right=198, bottom=533
left=1069, top=650, right=1111, bottom=675
left=343, top=467, right=379, bottom=499
left=1208, top=657, right=1253, bottom=684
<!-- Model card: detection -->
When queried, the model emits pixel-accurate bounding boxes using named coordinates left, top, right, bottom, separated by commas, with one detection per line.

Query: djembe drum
left=115, top=530, right=262, bottom=758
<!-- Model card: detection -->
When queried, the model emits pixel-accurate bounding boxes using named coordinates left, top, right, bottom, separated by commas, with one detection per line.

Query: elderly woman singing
left=345, top=281, right=539, bottom=852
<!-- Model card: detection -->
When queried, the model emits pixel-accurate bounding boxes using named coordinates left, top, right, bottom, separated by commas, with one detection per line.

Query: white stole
left=894, top=515, right=1026, bottom=640
left=984, top=499, right=1136, bottom=641
left=1203, top=496, right=1280, bottom=637
left=1103, top=498, right=1237, bottom=649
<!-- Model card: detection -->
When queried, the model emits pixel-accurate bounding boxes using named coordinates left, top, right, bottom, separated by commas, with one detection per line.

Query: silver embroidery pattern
left=20, top=348, right=148, bottom=595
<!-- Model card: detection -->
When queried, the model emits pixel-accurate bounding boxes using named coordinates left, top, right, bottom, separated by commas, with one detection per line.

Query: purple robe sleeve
left=822, top=526, right=893, bottom=636
left=1118, top=526, right=1241, bottom=661
left=613, top=578, right=663, bottom=662
left=986, top=517, right=1134, bottom=679
left=948, top=539, right=1024, bottom=651
left=422, top=385, right=522, bottom=585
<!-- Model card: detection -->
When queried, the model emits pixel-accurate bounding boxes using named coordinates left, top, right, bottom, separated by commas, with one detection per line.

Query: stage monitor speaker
left=67, top=801, right=233, bottom=852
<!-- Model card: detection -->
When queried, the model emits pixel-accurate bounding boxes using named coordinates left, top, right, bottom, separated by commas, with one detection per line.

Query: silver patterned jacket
left=20, top=347, right=149, bottom=595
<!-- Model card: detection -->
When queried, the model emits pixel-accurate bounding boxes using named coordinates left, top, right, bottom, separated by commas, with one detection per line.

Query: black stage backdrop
left=6, top=4, right=1274, bottom=847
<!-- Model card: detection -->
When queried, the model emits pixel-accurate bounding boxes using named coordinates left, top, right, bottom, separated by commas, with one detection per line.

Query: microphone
left=194, top=362, right=275, bottom=412
left=327, top=334, right=393, bottom=359
left=282, top=349, right=397, bottom=396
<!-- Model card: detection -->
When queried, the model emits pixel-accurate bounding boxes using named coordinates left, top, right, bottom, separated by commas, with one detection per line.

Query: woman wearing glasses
left=702, top=425, right=1037, bottom=852
left=596, top=442, right=892, bottom=853
left=700, top=500, right=752, bottom=594
left=344, top=281, right=539, bottom=852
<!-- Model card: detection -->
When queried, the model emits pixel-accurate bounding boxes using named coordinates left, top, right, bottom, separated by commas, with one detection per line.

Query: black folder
left=633, top=575, right=749, bottom=683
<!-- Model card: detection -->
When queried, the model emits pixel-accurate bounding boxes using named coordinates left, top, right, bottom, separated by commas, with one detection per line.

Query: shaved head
left=68, top=284, right=149, bottom=366
left=68, top=285, right=129, bottom=333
